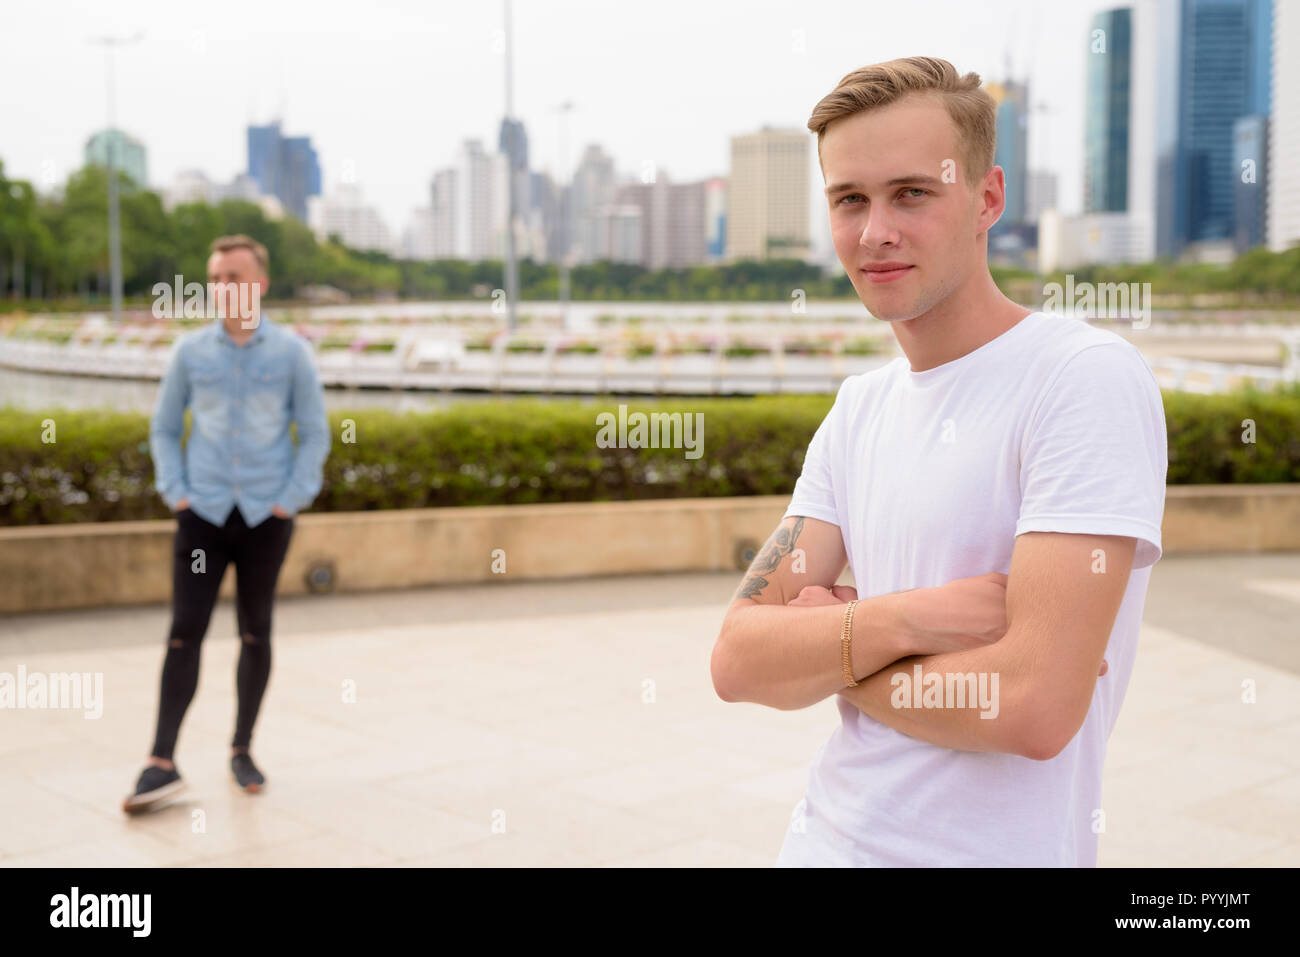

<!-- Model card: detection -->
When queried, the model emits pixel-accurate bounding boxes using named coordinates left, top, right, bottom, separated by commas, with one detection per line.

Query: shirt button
left=232, top=458, right=239, bottom=465
left=233, top=399, right=240, bottom=406
left=233, top=486, right=240, bottom=494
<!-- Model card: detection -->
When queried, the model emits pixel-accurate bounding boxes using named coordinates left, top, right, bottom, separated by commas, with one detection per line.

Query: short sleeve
left=783, top=377, right=852, bottom=528
left=1016, top=342, right=1167, bottom=568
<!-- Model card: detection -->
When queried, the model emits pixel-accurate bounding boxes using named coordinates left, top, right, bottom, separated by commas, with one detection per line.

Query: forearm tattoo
left=735, top=517, right=805, bottom=601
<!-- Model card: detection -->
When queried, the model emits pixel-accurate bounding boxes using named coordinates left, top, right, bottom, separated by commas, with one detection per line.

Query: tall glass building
left=1167, top=0, right=1272, bottom=254
left=1233, top=114, right=1269, bottom=250
left=1084, top=8, right=1132, bottom=214
left=247, top=122, right=322, bottom=222
left=987, top=80, right=1029, bottom=226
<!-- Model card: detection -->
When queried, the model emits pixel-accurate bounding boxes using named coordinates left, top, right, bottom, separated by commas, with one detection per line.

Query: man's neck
left=889, top=274, right=1032, bottom=373
left=221, top=316, right=259, bottom=347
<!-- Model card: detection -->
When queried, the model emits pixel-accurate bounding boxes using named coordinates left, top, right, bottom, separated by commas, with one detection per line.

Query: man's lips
left=860, top=263, right=913, bottom=284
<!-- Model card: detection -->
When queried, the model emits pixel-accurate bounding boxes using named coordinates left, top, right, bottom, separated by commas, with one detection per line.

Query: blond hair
left=807, top=56, right=997, bottom=187
left=210, top=234, right=269, bottom=275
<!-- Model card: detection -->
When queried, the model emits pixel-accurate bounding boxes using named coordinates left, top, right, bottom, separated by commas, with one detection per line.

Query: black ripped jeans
left=150, top=506, right=294, bottom=763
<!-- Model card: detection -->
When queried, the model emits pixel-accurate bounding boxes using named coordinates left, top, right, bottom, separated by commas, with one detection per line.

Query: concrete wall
left=2, top=485, right=1298, bottom=614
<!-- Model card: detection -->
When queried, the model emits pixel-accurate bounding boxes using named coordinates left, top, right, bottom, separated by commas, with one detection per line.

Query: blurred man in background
left=123, top=234, right=330, bottom=814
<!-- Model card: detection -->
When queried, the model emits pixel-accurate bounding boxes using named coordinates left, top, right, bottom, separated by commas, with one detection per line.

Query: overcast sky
left=2, top=0, right=1124, bottom=255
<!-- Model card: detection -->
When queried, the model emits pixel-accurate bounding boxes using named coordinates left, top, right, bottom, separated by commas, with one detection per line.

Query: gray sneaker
left=122, top=764, right=186, bottom=815
left=231, top=753, right=266, bottom=793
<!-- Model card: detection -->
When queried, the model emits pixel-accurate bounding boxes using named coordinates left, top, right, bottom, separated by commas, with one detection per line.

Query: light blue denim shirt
left=150, top=316, right=330, bottom=527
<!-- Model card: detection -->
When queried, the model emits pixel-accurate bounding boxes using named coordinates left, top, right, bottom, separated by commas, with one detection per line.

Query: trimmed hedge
left=1163, top=387, right=1300, bottom=484
left=1, top=386, right=1298, bottom=526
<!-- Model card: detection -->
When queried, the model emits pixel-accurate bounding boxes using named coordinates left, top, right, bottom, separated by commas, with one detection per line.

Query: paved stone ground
left=1, top=554, right=1297, bottom=867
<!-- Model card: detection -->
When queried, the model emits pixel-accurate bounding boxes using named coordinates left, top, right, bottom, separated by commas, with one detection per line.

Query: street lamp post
left=502, top=0, right=518, bottom=335
left=91, top=31, right=143, bottom=324
left=554, top=100, right=574, bottom=329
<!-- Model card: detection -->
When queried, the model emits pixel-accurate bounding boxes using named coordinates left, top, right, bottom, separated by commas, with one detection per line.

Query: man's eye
left=837, top=193, right=864, bottom=206
left=901, top=188, right=927, bottom=199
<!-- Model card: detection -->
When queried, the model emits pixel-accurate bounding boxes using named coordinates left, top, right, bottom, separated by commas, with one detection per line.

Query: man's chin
left=861, top=299, right=921, bottom=323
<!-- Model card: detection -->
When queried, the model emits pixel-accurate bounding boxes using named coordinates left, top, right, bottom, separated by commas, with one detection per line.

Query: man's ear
left=975, top=165, right=1006, bottom=236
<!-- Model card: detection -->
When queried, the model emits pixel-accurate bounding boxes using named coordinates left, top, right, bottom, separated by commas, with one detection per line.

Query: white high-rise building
left=213, top=172, right=284, bottom=218
left=453, top=139, right=508, bottom=261
left=162, top=169, right=283, bottom=220
left=726, top=126, right=810, bottom=261
left=1269, top=0, right=1300, bottom=252
left=1038, top=209, right=1149, bottom=271
left=423, top=142, right=511, bottom=262
left=401, top=206, right=439, bottom=261
left=307, top=184, right=394, bottom=255
left=429, top=168, right=459, bottom=259
left=571, top=144, right=617, bottom=264
left=163, top=170, right=213, bottom=209
left=1127, top=0, right=1180, bottom=262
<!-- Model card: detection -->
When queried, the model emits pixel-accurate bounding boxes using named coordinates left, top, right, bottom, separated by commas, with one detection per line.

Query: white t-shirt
left=776, top=310, right=1167, bottom=867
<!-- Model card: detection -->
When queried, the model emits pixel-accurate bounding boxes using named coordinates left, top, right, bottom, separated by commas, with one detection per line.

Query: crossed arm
left=710, top=516, right=917, bottom=711
left=710, top=515, right=1136, bottom=761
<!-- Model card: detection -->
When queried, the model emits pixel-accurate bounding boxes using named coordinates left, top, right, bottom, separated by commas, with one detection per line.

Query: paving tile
left=2, top=561, right=1297, bottom=867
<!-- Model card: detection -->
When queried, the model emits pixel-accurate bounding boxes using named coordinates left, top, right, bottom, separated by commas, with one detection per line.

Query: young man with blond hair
left=711, top=57, right=1166, bottom=866
left=123, top=234, right=330, bottom=813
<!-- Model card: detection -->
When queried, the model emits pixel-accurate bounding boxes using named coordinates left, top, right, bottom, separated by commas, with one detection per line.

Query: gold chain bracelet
left=841, top=599, right=859, bottom=687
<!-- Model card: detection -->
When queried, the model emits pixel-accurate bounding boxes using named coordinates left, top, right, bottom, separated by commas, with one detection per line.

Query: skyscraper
left=424, top=140, right=510, bottom=263
left=1042, top=5, right=1152, bottom=269
left=428, top=168, right=459, bottom=259
left=571, top=144, right=617, bottom=264
left=1165, top=0, right=1272, bottom=256
left=499, top=117, right=524, bottom=254
left=1233, top=114, right=1269, bottom=251
left=1268, top=0, right=1300, bottom=252
left=726, top=127, right=809, bottom=261
left=307, top=184, right=394, bottom=255
left=1084, top=8, right=1133, bottom=214
left=247, top=121, right=322, bottom=221
left=986, top=80, right=1029, bottom=226
left=615, top=176, right=710, bottom=269
left=455, top=139, right=508, bottom=261
left=498, top=117, right=528, bottom=173
left=1128, top=0, right=1180, bottom=261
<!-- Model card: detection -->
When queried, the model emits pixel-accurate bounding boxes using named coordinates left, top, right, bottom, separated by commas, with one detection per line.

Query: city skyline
left=4, top=0, right=1129, bottom=263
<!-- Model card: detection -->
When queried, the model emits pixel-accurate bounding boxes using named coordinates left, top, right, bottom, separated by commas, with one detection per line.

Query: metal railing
left=4, top=329, right=1297, bottom=396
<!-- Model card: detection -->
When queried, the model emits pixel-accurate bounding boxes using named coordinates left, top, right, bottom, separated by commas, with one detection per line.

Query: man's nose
left=859, top=205, right=900, bottom=249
